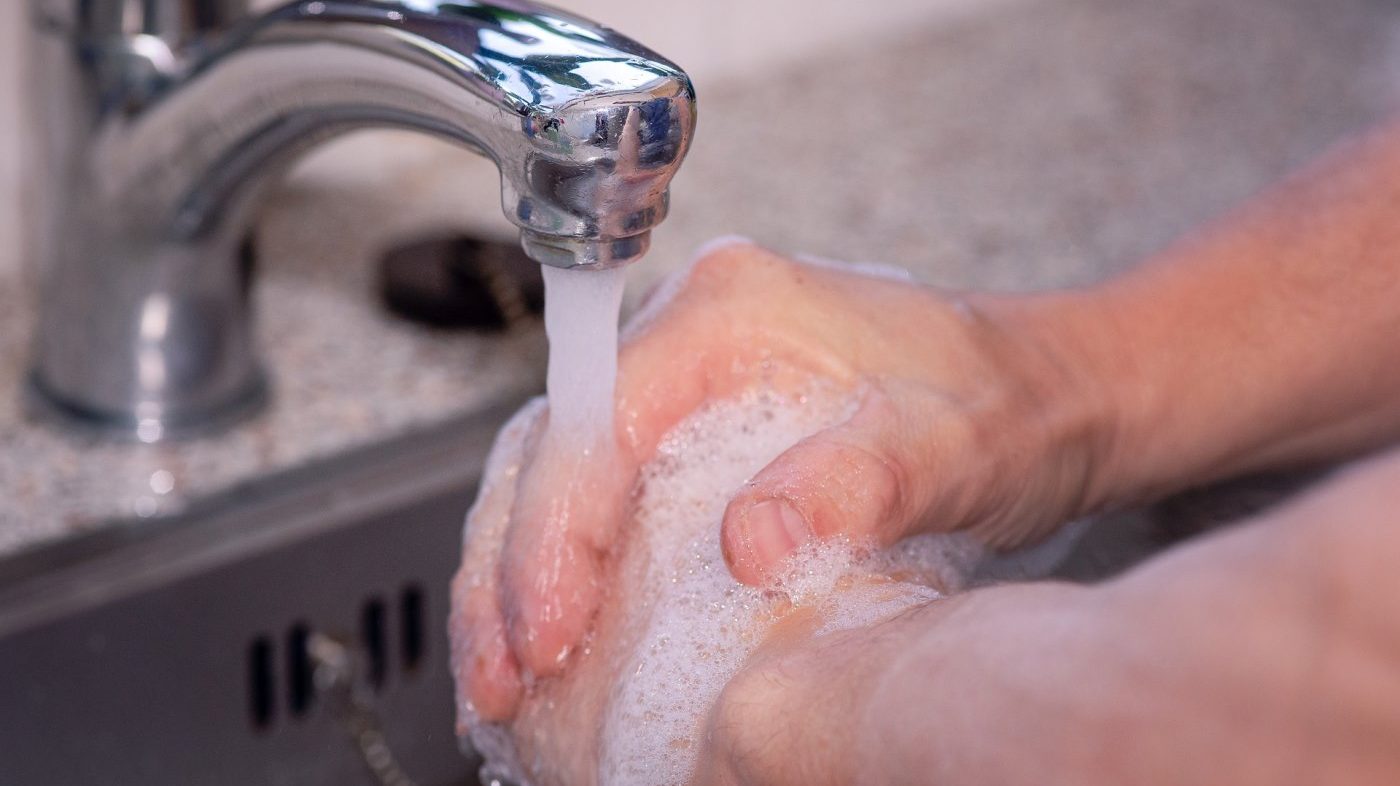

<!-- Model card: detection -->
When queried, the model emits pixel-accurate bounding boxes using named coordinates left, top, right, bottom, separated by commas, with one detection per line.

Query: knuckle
left=687, top=241, right=788, bottom=295
left=798, top=433, right=908, bottom=539
left=688, top=247, right=749, bottom=294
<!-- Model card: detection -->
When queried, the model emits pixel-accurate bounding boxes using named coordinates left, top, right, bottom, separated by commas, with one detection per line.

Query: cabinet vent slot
left=248, top=636, right=276, bottom=731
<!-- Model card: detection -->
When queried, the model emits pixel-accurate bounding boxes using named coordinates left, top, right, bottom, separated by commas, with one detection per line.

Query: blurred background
left=0, top=1, right=1398, bottom=784
left=3, top=0, right=1398, bottom=539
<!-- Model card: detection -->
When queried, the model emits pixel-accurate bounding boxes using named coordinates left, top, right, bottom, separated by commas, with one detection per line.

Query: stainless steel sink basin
left=0, top=397, right=533, bottom=786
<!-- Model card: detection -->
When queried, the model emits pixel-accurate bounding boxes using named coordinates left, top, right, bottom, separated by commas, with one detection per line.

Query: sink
left=0, top=399, right=531, bottom=786
left=0, top=218, right=543, bottom=783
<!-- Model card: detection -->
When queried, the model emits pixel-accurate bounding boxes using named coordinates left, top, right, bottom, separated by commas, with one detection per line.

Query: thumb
left=720, top=384, right=970, bottom=585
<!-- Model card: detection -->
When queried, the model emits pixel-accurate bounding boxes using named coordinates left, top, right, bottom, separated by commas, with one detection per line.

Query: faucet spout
left=26, top=0, right=696, bottom=436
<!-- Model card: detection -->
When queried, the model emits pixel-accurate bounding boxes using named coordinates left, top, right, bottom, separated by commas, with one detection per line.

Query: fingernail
left=744, top=500, right=811, bottom=570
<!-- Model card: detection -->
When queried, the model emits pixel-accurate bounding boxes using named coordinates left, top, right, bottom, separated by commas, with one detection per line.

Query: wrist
left=860, top=584, right=1102, bottom=784
left=967, top=288, right=1142, bottom=521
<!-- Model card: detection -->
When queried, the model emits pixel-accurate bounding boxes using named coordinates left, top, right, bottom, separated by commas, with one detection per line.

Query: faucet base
left=25, top=371, right=270, bottom=444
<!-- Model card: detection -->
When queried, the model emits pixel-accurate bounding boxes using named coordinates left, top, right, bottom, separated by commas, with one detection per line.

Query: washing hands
left=451, top=240, right=1108, bottom=724
left=452, top=117, right=1400, bottom=786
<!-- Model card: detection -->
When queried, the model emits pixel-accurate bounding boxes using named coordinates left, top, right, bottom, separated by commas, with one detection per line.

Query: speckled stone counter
left=1, top=0, right=1397, bottom=558
left=0, top=175, right=549, bottom=553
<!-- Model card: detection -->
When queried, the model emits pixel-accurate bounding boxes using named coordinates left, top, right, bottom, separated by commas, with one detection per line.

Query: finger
left=450, top=579, right=523, bottom=725
left=499, top=437, right=621, bottom=677
left=448, top=400, right=543, bottom=723
left=721, top=383, right=963, bottom=585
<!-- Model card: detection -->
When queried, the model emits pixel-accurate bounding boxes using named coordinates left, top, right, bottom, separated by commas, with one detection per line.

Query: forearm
left=1014, top=118, right=1400, bottom=510
left=863, top=451, right=1400, bottom=785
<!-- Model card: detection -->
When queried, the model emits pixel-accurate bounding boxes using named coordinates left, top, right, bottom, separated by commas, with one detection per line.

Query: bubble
left=460, top=385, right=983, bottom=786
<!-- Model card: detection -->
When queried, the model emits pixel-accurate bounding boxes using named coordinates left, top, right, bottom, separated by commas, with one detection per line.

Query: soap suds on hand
left=599, top=387, right=981, bottom=786
left=455, top=384, right=982, bottom=786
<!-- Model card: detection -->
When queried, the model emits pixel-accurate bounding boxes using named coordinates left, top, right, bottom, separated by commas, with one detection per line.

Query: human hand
left=454, top=239, right=1117, bottom=721
left=698, top=447, right=1400, bottom=786
left=690, top=583, right=1092, bottom=786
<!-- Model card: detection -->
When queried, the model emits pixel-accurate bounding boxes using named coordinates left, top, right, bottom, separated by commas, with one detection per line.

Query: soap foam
left=460, top=385, right=983, bottom=786
left=594, top=387, right=979, bottom=786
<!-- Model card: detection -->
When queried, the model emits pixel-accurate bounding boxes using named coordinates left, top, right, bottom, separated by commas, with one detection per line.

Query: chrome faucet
left=24, top=0, right=696, bottom=439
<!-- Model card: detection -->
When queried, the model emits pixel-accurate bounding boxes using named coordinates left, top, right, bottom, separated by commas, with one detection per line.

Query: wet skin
left=454, top=117, right=1400, bottom=784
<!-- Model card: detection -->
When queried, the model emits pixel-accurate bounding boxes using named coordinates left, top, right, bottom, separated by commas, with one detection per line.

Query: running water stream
left=540, top=265, right=629, bottom=450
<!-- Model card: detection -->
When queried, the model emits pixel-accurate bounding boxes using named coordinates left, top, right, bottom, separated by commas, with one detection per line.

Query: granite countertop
left=1, top=0, right=1397, bottom=559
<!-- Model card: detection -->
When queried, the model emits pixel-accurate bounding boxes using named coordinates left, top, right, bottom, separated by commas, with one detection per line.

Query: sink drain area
left=249, top=585, right=428, bottom=732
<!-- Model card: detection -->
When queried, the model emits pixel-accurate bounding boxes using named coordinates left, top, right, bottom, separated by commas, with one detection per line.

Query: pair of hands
left=455, top=117, right=1400, bottom=784
left=454, top=239, right=1118, bottom=721
left=452, top=238, right=1400, bottom=786
left=696, top=442, right=1400, bottom=786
